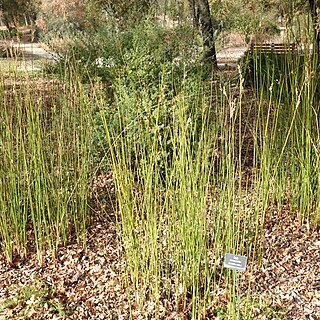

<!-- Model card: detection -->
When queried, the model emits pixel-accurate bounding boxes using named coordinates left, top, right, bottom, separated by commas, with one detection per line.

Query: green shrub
left=44, top=19, right=211, bottom=176
left=105, top=27, right=210, bottom=164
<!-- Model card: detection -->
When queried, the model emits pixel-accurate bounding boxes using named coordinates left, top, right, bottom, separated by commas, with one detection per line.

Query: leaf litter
left=1, top=204, right=319, bottom=319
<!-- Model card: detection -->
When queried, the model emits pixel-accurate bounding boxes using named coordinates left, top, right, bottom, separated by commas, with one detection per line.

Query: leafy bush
left=44, top=18, right=212, bottom=176
left=45, top=18, right=200, bottom=81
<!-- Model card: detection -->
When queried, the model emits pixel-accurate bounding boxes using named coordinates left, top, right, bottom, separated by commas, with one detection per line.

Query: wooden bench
left=250, top=43, right=297, bottom=54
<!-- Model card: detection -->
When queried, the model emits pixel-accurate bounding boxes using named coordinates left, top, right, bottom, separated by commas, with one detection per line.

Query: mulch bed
left=1, top=207, right=319, bottom=319
left=0, top=218, right=130, bottom=319
left=247, top=208, right=320, bottom=320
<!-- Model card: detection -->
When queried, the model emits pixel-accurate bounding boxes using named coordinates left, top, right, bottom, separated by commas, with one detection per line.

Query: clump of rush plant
left=98, top=57, right=268, bottom=318
left=0, top=68, right=93, bottom=263
left=250, top=25, right=320, bottom=225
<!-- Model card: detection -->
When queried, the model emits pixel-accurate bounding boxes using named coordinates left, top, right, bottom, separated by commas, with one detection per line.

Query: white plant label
left=224, top=253, right=247, bottom=272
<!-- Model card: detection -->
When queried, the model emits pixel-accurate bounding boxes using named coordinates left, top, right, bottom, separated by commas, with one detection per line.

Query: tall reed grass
left=251, top=41, right=320, bottom=226
left=100, top=32, right=320, bottom=317
left=97, top=63, right=269, bottom=318
left=0, top=69, right=92, bottom=263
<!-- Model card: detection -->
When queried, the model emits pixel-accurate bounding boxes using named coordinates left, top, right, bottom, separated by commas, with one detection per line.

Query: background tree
left=197, top=0, right=217, bottom=64
left=308, top=0, right=320, bottom=57
left=90, top=0, right=156, bottom=29
left=0, top=0, right=40, bottom=31
left=37, top=0, right=102, bottom=40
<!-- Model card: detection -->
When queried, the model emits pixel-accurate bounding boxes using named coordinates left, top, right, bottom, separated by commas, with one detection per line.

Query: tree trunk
left=308, top=0, right=320, bottom=58
left=198, top=0, right=217, bottom=66
left=2, top=13, right=15, bottom=33
left=177, top=0, right=181, bottom=25
left=189, top=0, right=199, bottom=29
left=163, top=0, right=168, bottom=24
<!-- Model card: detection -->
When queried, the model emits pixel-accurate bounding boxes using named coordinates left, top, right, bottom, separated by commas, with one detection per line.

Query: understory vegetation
left=1, top=14, right=320, bottom=319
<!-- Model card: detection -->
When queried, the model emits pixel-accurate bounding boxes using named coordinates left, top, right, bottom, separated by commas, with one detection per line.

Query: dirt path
left=3, top=39, right=248, bottom=71
left=10, top=42, right=57, bottom=60
left=217, top=45, right=248, bottom=68
left=0, top=40, right=57, bottom=72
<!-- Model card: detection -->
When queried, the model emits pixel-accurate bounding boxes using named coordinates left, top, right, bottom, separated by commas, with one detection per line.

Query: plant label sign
left=224, top=253, right=247, bottom=272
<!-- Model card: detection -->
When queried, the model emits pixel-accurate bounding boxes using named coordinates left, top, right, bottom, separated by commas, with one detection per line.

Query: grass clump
left=250, top=45, right=320, bottom=224
left=0, top=74, right=93, bottom=263
left=97, top=58, right=268, bottom=317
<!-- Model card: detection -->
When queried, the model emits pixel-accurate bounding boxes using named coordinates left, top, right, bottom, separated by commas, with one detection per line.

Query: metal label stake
left=224, top=253, right=248, bottom=319
left=224, top=253, right=247, bottom=272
